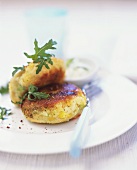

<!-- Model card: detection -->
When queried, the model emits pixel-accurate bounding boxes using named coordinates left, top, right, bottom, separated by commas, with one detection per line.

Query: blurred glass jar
left=24, top=7, right=68, bottom=59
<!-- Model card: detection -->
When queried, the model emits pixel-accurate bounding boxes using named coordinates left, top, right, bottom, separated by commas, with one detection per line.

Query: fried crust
left=21, top=83, right=87, bottom=124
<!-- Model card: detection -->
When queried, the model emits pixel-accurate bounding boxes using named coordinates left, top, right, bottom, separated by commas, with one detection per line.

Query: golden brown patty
left=21, top=83, right=87, bottom=124
left=9, top=57, right=65, bottom=104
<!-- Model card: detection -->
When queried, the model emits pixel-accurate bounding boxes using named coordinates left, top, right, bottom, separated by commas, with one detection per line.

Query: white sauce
left=66, top=58, right=91, bottom=80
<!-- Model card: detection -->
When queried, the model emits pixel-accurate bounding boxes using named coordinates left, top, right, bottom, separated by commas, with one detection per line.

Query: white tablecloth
left=0, top=0, right=137, bottom=169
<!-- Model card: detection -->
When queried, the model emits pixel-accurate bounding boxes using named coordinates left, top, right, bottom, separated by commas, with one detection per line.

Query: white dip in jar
left=65, top=57, right=99, bottom=87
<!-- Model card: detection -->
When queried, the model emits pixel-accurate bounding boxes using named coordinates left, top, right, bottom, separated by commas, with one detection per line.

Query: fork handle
left=69, top=106, right=91, bottom=157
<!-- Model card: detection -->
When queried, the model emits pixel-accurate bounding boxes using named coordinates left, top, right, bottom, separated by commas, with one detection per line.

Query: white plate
left=0, top=71, right=137, bottom=154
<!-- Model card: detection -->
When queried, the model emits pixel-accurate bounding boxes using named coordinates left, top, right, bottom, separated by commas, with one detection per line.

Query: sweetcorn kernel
left=59, top=112, right=67, bottom=119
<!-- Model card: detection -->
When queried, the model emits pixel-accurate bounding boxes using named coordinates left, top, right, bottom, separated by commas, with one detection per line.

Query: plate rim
left=0, top=72, right=137, bottom=155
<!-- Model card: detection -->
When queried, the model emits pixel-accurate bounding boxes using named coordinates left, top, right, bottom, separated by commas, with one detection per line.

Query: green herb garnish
left=12, top=39, right=57, bottom=76
left=24, top=39, right=57, bottom=74
left=14, top=84, right=50, bottom=104
left=12, top=66, right=25, bottom=76
left=0, top=107, right=11, bottom=120
left=66, top=58, right=74, bottom=68
left=74, top=66, right=89, bottom=71
left=0, top=83, right=9, bottom=95
left=27, top=84, right=49, bottom=101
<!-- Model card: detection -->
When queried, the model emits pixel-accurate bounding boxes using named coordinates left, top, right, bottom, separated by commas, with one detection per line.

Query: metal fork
left=69, top=80, right=102, bottom=158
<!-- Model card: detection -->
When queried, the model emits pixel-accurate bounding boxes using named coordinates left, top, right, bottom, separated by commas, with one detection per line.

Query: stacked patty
left=9, top=57, right=65, bottom=104
left=9, top=57, right=87, bottom=124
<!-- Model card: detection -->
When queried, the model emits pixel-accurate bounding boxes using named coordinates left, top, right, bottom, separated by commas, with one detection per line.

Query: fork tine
left=82, top=81, right=102, bottom=100
left=87, top=86, right=102, bottom=99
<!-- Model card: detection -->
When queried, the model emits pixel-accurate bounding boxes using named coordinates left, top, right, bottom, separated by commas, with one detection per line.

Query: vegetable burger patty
left=21, top=83, right=87, bottom=124
left=9, top=57, right=65, bottom=104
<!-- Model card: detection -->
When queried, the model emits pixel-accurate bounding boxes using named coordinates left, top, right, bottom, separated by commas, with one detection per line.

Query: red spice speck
left=6, top=126, right=10, bottom=129
left=20, top=120, right=23, bottom=122
left=19, top=127, right=21, bottom=129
